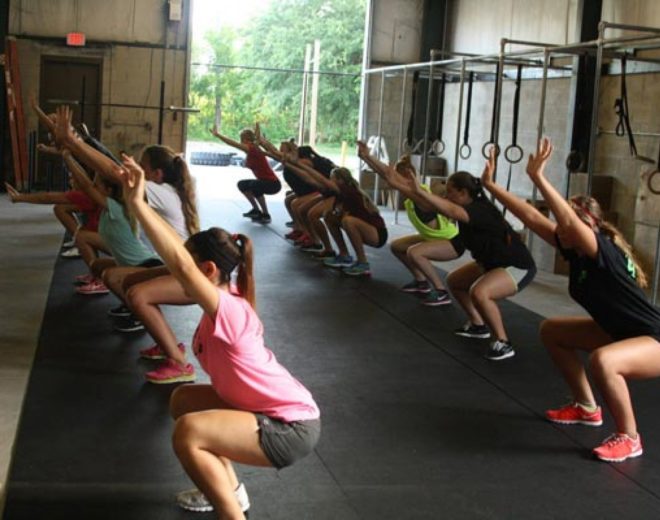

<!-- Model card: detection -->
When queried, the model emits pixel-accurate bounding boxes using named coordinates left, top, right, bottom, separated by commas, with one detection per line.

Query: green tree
left=188, top=0, right=366, bottom=145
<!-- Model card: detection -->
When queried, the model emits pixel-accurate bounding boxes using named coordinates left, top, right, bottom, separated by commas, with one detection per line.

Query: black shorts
left=237, top=179, right=282, bottom=197
left=375, top=226, right=388, bottom=248
left=256, top=415, right=321, bottom=469
left=138, top=258, right=164, bottom=268
left=450, top=235, right=466, bottom=256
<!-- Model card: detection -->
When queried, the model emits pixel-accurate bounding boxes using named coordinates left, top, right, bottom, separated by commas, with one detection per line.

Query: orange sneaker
left=593, top=433, right=643, bottom=462
left=545, top=402, right=603, bottom=426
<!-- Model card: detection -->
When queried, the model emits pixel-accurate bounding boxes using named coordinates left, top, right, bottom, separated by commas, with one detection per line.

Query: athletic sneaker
left=324, top=255, right=354, bottom=268
left=145, top=359, right=195, bottom=384
left=114, top=316, right=145, bottom=332
left=61, top=247, right=81, bottom=258
left=176, top=482, right=250, bottom=513
left=344, top=262, right=371, bottom=277
left=454, top=322, right=491, bottom=339
left=301, top=243, right=323, bottom=252
left=422, top=289, right=452, bottom=306
left=242, top=208, right=261, bottom=218
left=107, top=304, right=131, bottom=317
left=593, top=433, right=643, bottom=462
left=139, top=342, right=186, bottom=360
left=312, top=250, right=336, bottom=260
left=401, top=280, right=431, bottom=294
left=545, top=402, right=603, bottom=426
left=63, top=237, right=76, bottom=248
left=76, top=279, right=109, bottom=295
left=484, top=339, right=515, bottom=361
left=294, top=234, right=312, bottom=246
left=74, top=273, right=95, bottom=285
left=254, top=213, right=271, bottom=224
left=285, top=220, right=295, bottom=228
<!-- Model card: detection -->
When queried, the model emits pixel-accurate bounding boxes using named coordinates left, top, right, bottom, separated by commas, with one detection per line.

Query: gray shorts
left=256, top=415, right=321, bottom=469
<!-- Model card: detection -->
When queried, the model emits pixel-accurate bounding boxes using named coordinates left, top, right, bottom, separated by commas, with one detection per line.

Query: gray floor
left=7, top=167, right=653, bottom=520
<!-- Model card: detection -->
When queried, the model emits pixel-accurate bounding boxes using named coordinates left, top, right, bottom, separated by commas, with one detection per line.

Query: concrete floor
left=0, top=166, right=586, bottom=517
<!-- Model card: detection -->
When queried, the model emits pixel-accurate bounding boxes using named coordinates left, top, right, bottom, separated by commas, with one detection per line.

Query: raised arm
left=284, top=155, right=338, bottom=193
left=209, top=124, right=248, bottom=153
left=53, top=105, right=122, bottom=184
left=30, top=96, right=55, bottom=133
left=4, top=181, right=70, bottom=205
left=60, top=149, right=108, bottom=209
left=526, top=138, right=597, bottom=256
left=481, top=146, right=557, bottom=246
left=399, top=169, right=469, bottom=222
left=119, top=156, right=219, bottom=318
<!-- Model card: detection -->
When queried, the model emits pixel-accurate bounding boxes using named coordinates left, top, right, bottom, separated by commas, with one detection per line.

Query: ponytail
left=234, top=233, right=255, bottom=308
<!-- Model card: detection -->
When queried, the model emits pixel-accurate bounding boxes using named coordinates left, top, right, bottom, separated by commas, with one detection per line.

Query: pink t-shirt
left=192, top=289, right=320, bottom=423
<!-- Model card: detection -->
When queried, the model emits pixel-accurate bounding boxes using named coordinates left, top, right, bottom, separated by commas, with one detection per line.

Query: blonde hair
left=331, top=167, right=380, bottom=214
left=570, top=195, right=648, bottom=288
left=240, top=129, right=256, bottom=143
left=395, top=154, right=416, bottom=176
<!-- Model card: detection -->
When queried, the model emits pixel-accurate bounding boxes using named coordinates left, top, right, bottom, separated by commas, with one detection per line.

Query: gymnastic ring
left=565, top=150, right=585, bottom=173
left=431, top=140, right=445, bottom=156
left=647, top=169, right=660, bottom=195
left=504, top=144, right=524, bottom=164
left=481, top=142, right=500, bottom=160
left=459, top=143, right=472, bottom=160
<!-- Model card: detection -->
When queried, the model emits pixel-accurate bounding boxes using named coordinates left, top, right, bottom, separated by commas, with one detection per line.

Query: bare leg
left=255, top=194, right=269, bottom=215
left=53, top=204, right=80, bottom=236
left=341, top=215, right=380, bottom=263
left=446, top=261, right=485, bottom=325
left=589, top=336, right=660, bottom=437
left=240, top=189, right=259, bottom=212
left=170, top=385, right=271, bottom=520
left=324, top=212, right=349, bottom=257
left=126, top=275, right=194, bottom=363
left=307, top=198, right=333, bottom=251
left=390, top=234, right=425, bottom=279
left=296, top=193, right=323, bottom=239
left=90, top=258, right=117, bottom=279
left=468, top=268, right=518, bottom=341
left=102, top=266, right=147, bottom=301
left=407, top=239, right=460, bottom=290
left=75, top=230, right=109, bottom=270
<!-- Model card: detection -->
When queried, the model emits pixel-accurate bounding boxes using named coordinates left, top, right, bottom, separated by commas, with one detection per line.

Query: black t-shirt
left=459, top=198, right=535, bottom=270
left=283, top=166, right=317, bottom=196
left=414, top=203, right=438, bottom=225
left=558, top=232, right=660, bottom=341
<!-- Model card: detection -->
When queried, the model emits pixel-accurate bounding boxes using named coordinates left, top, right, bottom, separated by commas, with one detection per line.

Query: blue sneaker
left=324, top=255, right=354, bottom=268
left=344, top=262, right=371, bottom=277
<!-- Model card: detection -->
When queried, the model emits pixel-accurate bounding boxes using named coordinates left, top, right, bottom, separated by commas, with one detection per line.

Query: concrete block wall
left=9, top=0, right=190, bottom=155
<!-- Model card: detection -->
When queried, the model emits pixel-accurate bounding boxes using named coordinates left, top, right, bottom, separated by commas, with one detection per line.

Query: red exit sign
left=66, top=32, right=86, bottom=47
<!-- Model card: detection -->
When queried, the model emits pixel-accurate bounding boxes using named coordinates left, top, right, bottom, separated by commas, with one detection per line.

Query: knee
left=589, top=348, right=616, bottom=378
left=53, top=204, right=65, bottom=218
left=469, top=283, right=488, bottom=305
left=125, top=285, right=144, bottom=309
left=539, top=318, right=559, bottom=348
left=172, top=415, right=196, bottom=455
left=405, top=244, right=421, bottom=263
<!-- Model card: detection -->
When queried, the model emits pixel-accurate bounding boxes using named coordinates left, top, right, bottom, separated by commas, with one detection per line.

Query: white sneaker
left=61, top=247, right=81, bottom=258
left=175, top=482, right=250, bottom=513
left=63, top=238, right=76, bottom=248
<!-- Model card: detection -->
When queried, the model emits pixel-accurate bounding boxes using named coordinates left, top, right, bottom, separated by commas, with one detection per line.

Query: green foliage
left=187, top=0, right=366, bottom=145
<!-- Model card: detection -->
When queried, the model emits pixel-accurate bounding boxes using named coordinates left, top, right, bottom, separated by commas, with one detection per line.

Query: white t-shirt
left=145, top=181, right=189, bottom=240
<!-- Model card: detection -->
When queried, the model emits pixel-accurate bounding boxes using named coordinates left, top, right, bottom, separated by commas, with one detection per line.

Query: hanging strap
left=504, top=65, right=524, bottom=164
left=614, top=54, right=638, bottom=156
left=431, top=73, right=446, bottom=155
left=481, top=63, right=501, bottom=159
left=404, top=71, right=420, bottom=152
left=459, top=71, right=474, bottom=159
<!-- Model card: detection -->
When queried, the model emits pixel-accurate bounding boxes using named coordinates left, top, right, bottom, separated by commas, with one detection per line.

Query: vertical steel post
left=374, top=70, right=385, bottom=203
left=453, top=59, right=466, bottom=173
left=394, top=68, right=409, bottom=223
left=586, top=22, right=605, bottom=196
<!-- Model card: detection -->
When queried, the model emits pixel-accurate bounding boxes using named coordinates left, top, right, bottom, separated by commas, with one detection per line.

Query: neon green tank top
left=404, top=184, right=458, bottom=240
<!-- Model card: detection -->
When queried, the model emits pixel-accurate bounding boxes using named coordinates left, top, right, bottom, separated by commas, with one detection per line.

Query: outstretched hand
left=526, top=137, right=553, bottom=182
left=54, top=105, right=76, bottom=147
left=37, top=143, right=62, bottom=156
left=481, top=145, right=497, bottom=188
left=356, top=140, right=370, bottom=159
left=118, top=153, right=146, bottom=207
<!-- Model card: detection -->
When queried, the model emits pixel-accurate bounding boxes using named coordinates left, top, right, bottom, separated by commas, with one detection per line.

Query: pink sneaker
left=145, top=359, right=195, bottom=384
left=593, top=433, right=643, bottom=462
left=545, top=402, right=603, bottom=426
left=74, top=273, right=95, bottom=285
left=139, top=343, right=186, bottom=360
left=76, top=279, right=110, bottom=295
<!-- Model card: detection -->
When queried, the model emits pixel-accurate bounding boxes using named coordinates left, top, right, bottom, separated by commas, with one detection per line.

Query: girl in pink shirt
left=119, top=155, right=320, bottom=519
